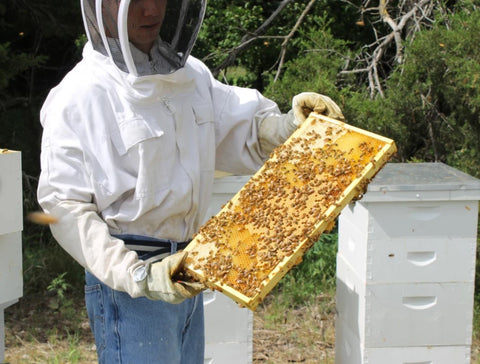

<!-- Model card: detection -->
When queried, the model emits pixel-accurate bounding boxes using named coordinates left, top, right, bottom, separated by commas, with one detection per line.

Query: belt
left=113, top=234, right=191, bottom=262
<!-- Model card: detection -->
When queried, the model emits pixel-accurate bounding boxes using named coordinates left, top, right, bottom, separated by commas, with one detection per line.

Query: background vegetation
left=1, top=0, right=479, bottom=357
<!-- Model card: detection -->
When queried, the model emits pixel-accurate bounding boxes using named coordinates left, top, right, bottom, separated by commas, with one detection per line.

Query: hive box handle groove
left=406, top=251, right=436, bottom=267
left=402, top=296, right=437, bottom=310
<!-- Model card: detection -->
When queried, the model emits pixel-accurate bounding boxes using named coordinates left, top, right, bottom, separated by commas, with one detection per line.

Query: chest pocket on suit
left=108, top=114, right=175, bottom=200
left=192, top=99, right=215, bottom=171
left=111, top=115, right=165, bottom=156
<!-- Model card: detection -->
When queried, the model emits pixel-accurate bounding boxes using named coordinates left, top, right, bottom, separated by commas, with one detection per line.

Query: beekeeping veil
left=80, top=0, right=207, bottom=76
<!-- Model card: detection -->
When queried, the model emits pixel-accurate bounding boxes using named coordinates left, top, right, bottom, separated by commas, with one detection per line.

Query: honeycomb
left=184, top=113, right=397, bottom=310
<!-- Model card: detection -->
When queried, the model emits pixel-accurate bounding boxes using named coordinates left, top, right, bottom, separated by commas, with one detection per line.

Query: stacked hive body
left=335, top=163, right=480, bottom=363
left=184, top=114, right=397, bottom=310
left=0, top=150, right=23, bottom=363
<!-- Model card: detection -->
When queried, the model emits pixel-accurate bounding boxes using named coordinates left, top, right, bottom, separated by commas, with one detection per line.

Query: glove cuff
left=258, top=111, right=297, bottom=156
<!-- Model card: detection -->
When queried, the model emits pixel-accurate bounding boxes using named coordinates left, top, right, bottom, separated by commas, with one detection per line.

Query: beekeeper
left=37, top=0, right=344, bottom=363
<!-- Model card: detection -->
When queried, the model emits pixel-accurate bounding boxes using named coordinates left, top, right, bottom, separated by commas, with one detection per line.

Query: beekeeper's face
left=104, top=0, right=167, bottom=53
left=85, top=0, right=206, bottom=75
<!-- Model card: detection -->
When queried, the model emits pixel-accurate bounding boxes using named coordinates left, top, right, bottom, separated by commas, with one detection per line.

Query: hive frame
left=184, top=113, right=397, bottom=310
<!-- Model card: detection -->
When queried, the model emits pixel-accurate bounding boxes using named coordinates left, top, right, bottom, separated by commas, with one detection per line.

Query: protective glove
left=258, top=92, right=344, bottom=156
left=292, top=92, right=344, bottom=124
left=145, top=251, right=205, bottom=304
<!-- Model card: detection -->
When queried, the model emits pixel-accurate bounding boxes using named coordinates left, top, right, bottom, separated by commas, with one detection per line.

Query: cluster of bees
left=185, top=116, right=391, bottom=302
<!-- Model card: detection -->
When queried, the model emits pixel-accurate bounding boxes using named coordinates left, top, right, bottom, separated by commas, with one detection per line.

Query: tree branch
left=211, top=0, right=294, bottom=77
left=273, top=0, right=317, bottom=82
left=339, top=0, right=438, bottom=98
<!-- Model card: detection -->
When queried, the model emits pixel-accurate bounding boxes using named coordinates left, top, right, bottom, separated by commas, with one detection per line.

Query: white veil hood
left=80, top=0, right=207, bottom=76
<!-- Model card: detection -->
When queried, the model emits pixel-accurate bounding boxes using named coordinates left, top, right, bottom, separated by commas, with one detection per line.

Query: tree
left=337, top=1, right=480, bottom=174
left=339, top=0, right=446, bottom=98
left=195, top=0, right=359, bottom=90
left=263, top=14, right=350, bottom=111
left=386, top=2, right=480, bottom=174
left=259, top=0, right=479, bottom=177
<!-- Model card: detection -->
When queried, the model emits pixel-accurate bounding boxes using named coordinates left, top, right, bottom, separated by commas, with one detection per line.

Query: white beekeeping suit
left=38, top=0, right=301, bottom=299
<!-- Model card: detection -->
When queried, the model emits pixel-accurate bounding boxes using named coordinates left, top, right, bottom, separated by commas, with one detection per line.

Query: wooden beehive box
left=184, top=113, right=397, bottom=310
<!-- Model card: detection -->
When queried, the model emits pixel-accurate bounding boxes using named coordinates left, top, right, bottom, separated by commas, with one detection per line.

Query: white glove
left=145, top=251, right=205, bottom=304
left=292, top=92, right=344, bottom=124
left=258, top=92, right=344, bottom=156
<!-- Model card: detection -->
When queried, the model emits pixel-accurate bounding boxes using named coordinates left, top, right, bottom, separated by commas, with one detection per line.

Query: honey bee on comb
left=184, top=113, right=397, bottom=310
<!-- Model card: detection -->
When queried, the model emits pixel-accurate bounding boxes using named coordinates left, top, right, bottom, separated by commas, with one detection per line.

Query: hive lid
left=184, top=113, right=396, bottom=310
left=362, top=163, right=480, bottom=202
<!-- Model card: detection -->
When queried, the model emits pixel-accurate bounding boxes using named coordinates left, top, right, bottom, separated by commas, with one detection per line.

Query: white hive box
left=340, top=199, right=478, bottom=240
left=204, top=290, right=252, bottom=364
left=335, top=163, right=480, bottom=364
left=0, top=150, right=23, bottom=363
left=0, top=231, right=23, bottom=304
left=336, top=254, right=474, bottom=348
left=335, top=321, right=471, bottom=364
left=203, top=175, right=253, bottom=364
left=0, top=150, right=22, bottom=235
left=338, top=202, right=477, bottom=283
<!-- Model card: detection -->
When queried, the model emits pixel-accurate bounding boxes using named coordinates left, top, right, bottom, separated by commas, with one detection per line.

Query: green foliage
left=47, top=272, right=72, bottom=300
left=391, top=3, right=479, bottom=168
left=51, top=332, right=85, bottom=364
left=217, top=66, right=257, bottom=87
left=23, top=232, right=85, bottom=297
left=196, top=0, right=278, bottom=86
left=196, top=1, right=358, bottom=89
left=264, top=14, right=350, bottom=111
left=272, top=232, right=338, bottom=306
left=342, top=91, right=408, bottom=159
left=46, top=272, right=79, bottom=325
left=336, top=3, right=480, bottom=174
left=0, top=42, right=46, bottom=91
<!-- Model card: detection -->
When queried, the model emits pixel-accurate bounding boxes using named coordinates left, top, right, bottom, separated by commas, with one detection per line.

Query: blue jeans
left=85, top=271, right=205, bottom=364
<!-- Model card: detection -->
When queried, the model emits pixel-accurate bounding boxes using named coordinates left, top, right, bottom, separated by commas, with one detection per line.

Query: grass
left=4, top=292, right=97, bottom=364
left=6, top=332, right=95, bottom=364
left=253, top=294, right=336, bottom=363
